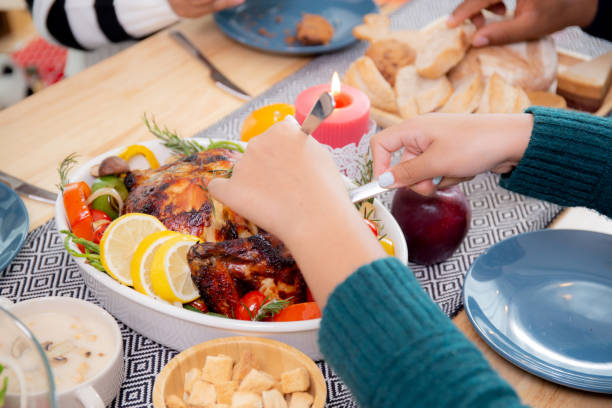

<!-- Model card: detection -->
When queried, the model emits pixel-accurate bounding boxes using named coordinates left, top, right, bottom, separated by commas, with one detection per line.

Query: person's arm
left=371, top=110, right=612, bottom=218
left=320, top=257, right=527, bottom=408
left=447, top=0, right=599, bottom=46
left=26, top=0, right=243, bottom=50
left=582, top=0, right=612, bottom=40
left=500, top=107, right=612, bottom=216
left=209, top=117, right=527, bottom=407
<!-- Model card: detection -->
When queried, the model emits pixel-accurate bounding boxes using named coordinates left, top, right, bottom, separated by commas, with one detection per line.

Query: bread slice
left=353, top=13, right=390, bottom=42
left=344, top=56, right=398, bottom=113
left=395, top=65, right=452, bottom=118
left=439, top=73, right=483, bottom=113
left=477, top=73, right=530, bottom=113
left=365, top=39, right=416, bottom=86
left=526, top=91, right=567, bottom=109
left=474, top=37, right=557, bottom=91
left=383, top=29, right=425, bottom=53
left=416, top=22, right=475, bottom=79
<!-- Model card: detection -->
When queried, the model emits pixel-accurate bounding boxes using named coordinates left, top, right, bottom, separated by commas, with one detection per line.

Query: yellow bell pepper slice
left=380, top=236, right=395, bottom=257
left=118, top=145, right=160, bottom=169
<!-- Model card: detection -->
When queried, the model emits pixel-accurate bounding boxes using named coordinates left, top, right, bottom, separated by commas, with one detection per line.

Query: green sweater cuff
left=319, top=258, right=526, bottom=408
left=500, top=107, right=612, bottom=217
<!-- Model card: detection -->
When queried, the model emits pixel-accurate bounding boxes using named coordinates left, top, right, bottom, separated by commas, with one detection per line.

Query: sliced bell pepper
left=63, top=181, right=93, bottom=243
left=90, top=176, right=129, bottom=219
left=118, top=145, right=159, bottom=169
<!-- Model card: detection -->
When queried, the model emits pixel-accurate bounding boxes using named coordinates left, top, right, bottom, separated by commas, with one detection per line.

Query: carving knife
left=170, top=30, right=251, bottom=101
left=0, top=170, right=57, bottom=204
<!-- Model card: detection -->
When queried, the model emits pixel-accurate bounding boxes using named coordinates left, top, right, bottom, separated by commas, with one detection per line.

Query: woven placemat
left=3, top=0, right=609, bottom=406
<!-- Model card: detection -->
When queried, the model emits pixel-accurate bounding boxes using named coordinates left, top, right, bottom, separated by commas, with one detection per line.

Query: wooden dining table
left=0, top=11, right=610, bottom=408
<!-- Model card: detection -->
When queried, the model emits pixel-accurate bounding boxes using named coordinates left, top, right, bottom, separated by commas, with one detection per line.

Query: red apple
left=391, top=186, right=471, bottom=265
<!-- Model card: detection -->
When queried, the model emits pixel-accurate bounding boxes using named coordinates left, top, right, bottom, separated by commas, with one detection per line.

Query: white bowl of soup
left=0, top=297, right=123, bottom=408
left=54, top=138, right=408, bottom=359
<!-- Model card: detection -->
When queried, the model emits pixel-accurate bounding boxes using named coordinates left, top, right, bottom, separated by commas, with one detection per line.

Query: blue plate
left=214, top=0, right=378, bottom=55
left=464, top=229, right=612, bottom=393
left=0, top=182, right=29, bottom=271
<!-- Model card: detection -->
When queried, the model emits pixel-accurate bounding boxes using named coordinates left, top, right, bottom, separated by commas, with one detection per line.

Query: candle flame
left=331, top=72, right=341, bottom=96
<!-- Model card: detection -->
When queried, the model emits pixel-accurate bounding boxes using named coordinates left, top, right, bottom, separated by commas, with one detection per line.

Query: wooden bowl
left=153, top=336, right=327, bottom=407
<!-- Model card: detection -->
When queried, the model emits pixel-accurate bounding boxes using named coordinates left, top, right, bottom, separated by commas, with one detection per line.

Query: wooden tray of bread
left=346, top=14, right=612, bottom=128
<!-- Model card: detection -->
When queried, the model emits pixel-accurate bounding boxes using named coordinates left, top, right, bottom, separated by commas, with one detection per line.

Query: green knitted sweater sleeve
left=500, top=107, right=612, bottom=217
left=319, top=257, right=528, bottom=408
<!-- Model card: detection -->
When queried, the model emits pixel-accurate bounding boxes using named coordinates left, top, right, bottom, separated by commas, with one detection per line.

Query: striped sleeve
left=28, top=0, right=179, bottom=50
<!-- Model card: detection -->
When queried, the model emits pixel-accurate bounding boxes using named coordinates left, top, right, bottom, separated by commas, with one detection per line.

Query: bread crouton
left=215, top=381, right=239, bottom=405
left=231, top=391, right=263, bottom=408
left=280, top=368, right=310, bottom=394
left=187, top=380, right=216, bottom=407
left=262, top=389, right=288, bottom=408
left=203, top=355, right=234, bottom=384
left=233, top=351, right=260, bottom=381
left=184, top=367, right=202, bottom=395
left=288, top=392, right=313, bottom=408
left=239, top=369, right=276, bottom=393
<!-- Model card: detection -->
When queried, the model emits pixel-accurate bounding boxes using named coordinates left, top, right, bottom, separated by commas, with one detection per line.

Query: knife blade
left=0, top=170, right=57, bottom=204
left=349, top=176, right=443, bottom=203
left=349, top=180, right=389, bottom=203
left=170, top=30, right=251, bottom=101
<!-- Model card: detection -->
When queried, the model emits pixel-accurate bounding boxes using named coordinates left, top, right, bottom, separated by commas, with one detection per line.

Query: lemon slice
left=99, top=213, right=166, bottom=286
left=150, top=235, right=201, bottom=303
left=130, top=230, right=182, bottom=296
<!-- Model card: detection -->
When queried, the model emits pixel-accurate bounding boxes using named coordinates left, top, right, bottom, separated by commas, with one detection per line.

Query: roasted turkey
left=123, top=148, right=306, bottom=316
left=188, top=233, right=306, bottom=316
left=124, top=148, right=257, bottom=242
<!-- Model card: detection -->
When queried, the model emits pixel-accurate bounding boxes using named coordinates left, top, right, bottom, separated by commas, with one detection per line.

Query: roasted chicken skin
left=187, top=233, right=307, bottom=316
left=123, top=148, right=257, bottom=241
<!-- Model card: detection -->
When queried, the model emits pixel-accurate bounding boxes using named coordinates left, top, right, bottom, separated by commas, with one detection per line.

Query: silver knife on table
left=0, top=170, right=57, bottom=204
left=169, top=30, right=251, bottom=101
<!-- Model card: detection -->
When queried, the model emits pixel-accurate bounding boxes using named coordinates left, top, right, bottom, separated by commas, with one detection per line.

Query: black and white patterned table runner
left=2, top=0, right=610, bottom=406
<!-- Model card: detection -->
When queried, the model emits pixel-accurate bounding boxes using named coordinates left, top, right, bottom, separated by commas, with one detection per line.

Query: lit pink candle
left=295, top=72, right=370, bottom=148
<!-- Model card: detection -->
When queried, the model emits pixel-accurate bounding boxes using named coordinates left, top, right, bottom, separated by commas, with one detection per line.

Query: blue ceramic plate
left=214, top=0, right=378, bottom=55
left=0, top=183, right=29, bottom=271
left=464, top=229, right=612, bottom=393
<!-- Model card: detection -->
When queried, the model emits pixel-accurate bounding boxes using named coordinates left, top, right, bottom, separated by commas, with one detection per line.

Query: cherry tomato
left=92, top=222, right=109, bottom=245
left=363, top=219, right=378, bottom=237
left=91, top=209, right=112, bottom=222
left=273, top=302, right=322, bottom=322
left=234, top=291, right=266, bottom=321
left=186, top=299, right=208, bottom=313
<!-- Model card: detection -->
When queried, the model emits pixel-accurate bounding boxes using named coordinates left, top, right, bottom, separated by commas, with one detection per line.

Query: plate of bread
left=345, top=13, right=612, bottom=128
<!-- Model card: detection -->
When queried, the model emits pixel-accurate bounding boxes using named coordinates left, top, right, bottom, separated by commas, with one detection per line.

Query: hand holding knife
left=170, top=30, right=251, bottom=101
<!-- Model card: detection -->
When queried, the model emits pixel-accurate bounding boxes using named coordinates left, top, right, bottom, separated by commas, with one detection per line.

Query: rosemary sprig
left=253, top=296, right=293, bottom=321
left=143, top=114, right=205, bottom=156
left=143, top=114, right=244, bottom=157
left=56, top=153, right=78, bottom=192
left=206, top=139, right=245, bottom=153
left=355, top=149, right=374, bottom=187
left=60, top=230, right=106, bottom=272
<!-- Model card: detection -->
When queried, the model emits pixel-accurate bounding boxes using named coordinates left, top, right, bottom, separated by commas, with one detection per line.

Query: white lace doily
left=322, top=120, right=377, bottom=181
